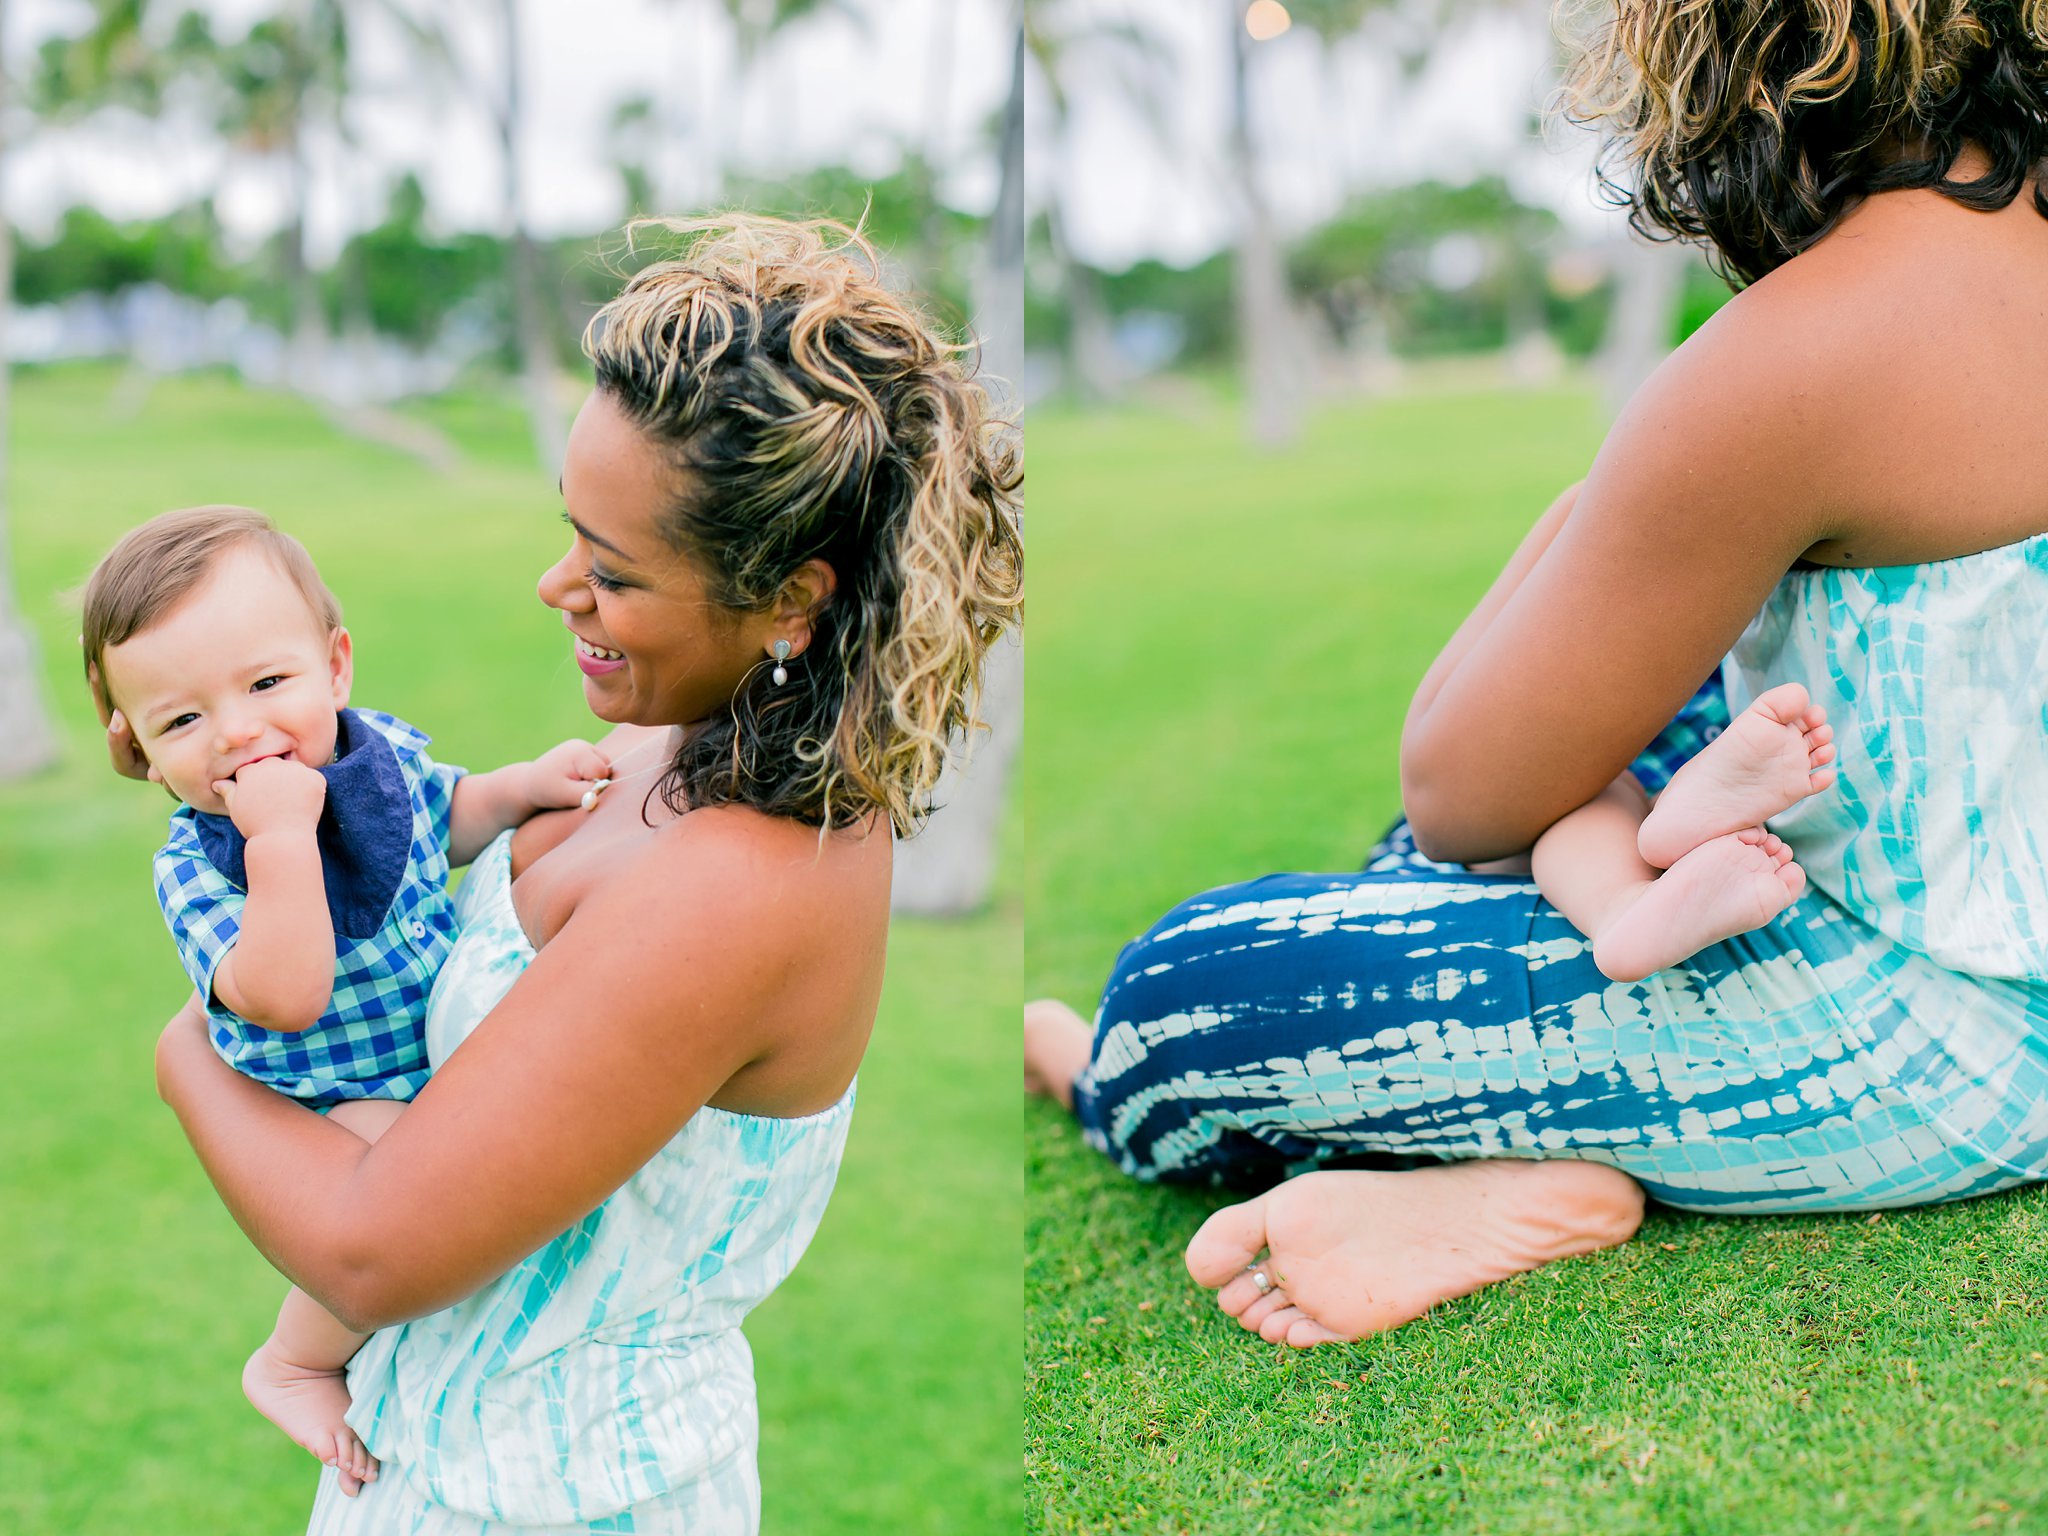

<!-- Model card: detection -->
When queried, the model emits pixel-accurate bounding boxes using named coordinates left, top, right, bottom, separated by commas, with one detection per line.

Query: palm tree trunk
left=285, top=129, right=328, bottom=396
left=915, top=0, right=959, bottom=284
left=1047, top=202, right=1119, bottom=402
left=496, top=0, right=564, bottom=476
left=1598, top=236, right=1688, bottom=417
left=894, top=10, right=1026, bottom=917
left=977, top=14, right=1025, bottom=401
left=1227, top=2, right=1304, bottom=447
left=0, top=44, right=62, bottom=781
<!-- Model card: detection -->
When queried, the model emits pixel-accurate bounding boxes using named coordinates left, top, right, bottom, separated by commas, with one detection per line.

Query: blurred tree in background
left=1022, top=0, right=1733, bottom=424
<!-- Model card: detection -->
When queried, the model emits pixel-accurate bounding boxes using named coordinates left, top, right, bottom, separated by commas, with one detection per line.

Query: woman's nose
left=537, top=549, right=592, bottom=613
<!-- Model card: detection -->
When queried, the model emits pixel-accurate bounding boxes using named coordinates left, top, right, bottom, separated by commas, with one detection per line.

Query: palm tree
left=201, top=1, right=349, bottom=392
left=0, top=55, right=61, bottom=779
left=892, top=3, right=1025, bottom=917
left=488, top=0, right=562, bottom=476
left=1225, top=0, right=1306, bottom=446
left=371, top=0, right=561, bottom=472
left=1025, top=2, right=1175, bottom=401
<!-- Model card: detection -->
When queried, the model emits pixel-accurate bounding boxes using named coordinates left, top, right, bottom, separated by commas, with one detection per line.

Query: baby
left=82, top=505, right=609, bottom=1493
left=1525, top=681, right=1837, bottom=981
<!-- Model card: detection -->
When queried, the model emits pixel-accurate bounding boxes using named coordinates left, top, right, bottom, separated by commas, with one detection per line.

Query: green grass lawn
left=0, top=364, right=1018, bottom=1534
left=1025, top=382, right=2048, bottom=1535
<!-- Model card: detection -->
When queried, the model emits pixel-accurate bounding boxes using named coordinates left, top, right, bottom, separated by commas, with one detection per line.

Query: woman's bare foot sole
left=1593, top=828, right=1806, bottom=983
left=243, top=1344, right=378, bottom=1496
left=1185, top=1160, right=1645, bottom=1347
left=1025, top=999, right=1093, bottom=1112
left=1638, top=682, right=1836, bottom=868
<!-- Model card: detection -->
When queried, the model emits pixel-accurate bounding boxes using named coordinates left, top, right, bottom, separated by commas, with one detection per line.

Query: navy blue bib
left=191, top=708, right=415, bottom=941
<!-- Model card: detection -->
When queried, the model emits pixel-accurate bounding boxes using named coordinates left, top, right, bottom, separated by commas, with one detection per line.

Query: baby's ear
left=327, top=626, right=355, bottom=709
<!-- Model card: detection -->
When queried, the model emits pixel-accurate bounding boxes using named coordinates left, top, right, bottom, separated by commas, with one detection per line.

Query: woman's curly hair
left=582, top=214, right=1023, bottom=836
left=1555, top=0, right=2048, bottom=285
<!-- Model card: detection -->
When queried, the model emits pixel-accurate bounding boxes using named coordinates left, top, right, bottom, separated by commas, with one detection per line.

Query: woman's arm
left=1403, top=480, right=1581, bottom=732
left=1397, top=307, right=1846, bottom=865
left=158, top=812, right=867, bottom=1333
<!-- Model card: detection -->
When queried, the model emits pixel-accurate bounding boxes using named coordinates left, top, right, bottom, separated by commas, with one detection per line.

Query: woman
left=1029, top=0, right=2048, bottom=1346
left=148, top=215, right=1022, bottom=1530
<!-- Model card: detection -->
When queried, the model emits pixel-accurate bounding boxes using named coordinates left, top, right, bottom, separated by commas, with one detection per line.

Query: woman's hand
left=86, top=662, right=161, bottom=786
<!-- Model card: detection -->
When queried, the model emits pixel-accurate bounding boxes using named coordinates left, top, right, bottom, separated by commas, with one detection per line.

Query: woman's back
left=1707, top=176, right=2048, bottom=569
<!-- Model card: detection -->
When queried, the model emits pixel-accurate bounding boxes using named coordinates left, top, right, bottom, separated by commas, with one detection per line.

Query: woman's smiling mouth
left=574, top=636, right=628, bottom=675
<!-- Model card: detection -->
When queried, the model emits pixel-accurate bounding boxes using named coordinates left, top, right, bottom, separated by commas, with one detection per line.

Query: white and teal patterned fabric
left=1726, top=537, right=2048, bottom=980
left=312, top=832, right=855, bottom=1534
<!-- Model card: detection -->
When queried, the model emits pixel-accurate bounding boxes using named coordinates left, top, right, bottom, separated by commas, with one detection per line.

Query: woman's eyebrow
left=558, top=478, right=636, bottom=561
left=565, top=511, right=634, bottom=562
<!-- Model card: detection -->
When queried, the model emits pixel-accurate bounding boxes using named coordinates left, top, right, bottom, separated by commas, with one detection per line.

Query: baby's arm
left=445, top=738, right=610, bottom=866
left=211, top=758, right=336, bottom=1033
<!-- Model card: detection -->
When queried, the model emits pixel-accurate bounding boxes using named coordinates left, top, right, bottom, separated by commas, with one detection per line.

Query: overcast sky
left=5, top=0, right=1637, bottom=273
left=6, top=0, right=1013, bottom=255
left=1027, top=0, right=1629, bottom=271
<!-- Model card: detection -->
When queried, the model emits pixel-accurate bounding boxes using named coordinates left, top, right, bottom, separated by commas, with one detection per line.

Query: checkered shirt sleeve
left=416, top=753, right=464, bottom=855
left=153, top=814, right=244, bottom=1008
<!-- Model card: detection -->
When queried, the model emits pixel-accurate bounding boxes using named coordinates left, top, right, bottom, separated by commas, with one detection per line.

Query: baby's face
left=101, top=544, right=352, bottom=815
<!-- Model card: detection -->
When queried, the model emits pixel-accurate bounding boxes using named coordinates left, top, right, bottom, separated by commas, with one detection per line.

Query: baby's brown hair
left=81, top=505, right=342, bottom=721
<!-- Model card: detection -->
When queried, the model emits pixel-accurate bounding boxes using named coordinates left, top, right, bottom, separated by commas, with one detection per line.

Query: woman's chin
left=580, top=675, right=631, bottom=722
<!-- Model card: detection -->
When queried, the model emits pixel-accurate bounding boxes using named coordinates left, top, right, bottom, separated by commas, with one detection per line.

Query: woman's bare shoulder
left=1651, top=195, right=2048, bottom=560
left=573, top=806, right=890, bottom=1111
left=592, top=804, right=891, bottom=967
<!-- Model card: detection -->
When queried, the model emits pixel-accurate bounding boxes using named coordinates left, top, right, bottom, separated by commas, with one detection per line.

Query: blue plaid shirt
left=152, top=710, right=465, bottom=1108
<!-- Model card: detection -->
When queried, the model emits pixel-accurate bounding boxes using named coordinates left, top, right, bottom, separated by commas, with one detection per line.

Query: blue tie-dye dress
left=305, top=831, right=855, bottom=1534
left=1075, top=538, right=2048, bottom=1212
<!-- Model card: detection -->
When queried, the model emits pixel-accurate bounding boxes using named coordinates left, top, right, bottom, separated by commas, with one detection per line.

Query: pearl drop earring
left=771, top=639, right=792, bottom=686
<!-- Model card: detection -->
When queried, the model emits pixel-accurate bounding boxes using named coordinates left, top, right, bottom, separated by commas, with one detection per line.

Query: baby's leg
left=243, top=1098, right=404, bottom=1498
left=1533, top=775, right=1805, bottom=983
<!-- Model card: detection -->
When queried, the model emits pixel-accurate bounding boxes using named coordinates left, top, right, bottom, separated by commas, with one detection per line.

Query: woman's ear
left=771, top=559, right=838, bottom=657
left=328, top=627, right=355, bottom=709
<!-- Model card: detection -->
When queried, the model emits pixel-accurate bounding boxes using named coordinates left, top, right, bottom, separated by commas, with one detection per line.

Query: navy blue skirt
left=1074, top=675, right=2048, bottom=1212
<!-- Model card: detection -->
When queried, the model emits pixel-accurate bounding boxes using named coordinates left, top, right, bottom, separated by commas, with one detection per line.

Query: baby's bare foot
left=1025, top=999, right=1093, bottom=1112
left=1593, top=828, right=1805, bottom=983
left=1638, top=682, right=1835, bottom=868
left=243, top=1343, right=378, bottom=1496
left=1184, top=1160, right=1644, bottom=1346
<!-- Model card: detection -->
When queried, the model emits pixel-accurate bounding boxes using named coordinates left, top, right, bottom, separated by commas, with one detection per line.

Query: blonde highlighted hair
left=582, top=214, right=1023, bottom=835
left=81, top=505, right=341, bottom=721
left=1555, top=0, right=2048, bottom=283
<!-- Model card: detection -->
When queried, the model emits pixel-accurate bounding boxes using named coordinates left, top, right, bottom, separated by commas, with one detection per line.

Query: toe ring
left=1248, top=1266, right=1275, bottom=1297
